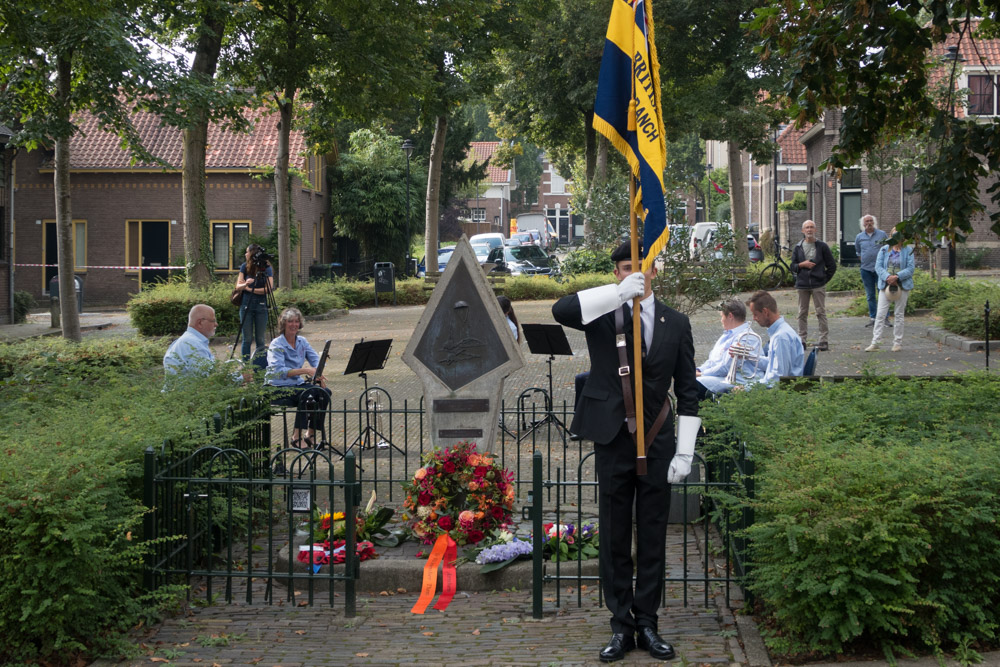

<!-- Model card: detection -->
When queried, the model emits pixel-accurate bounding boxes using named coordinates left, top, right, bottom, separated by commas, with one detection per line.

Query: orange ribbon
left=433, top=537, right=458, bottom=611
left=410, top=534, right=450, bottom=614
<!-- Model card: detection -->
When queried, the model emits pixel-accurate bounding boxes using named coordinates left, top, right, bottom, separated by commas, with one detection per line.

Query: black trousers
left=269, top=384, right=331, bottom=431
left=594, top=425, right=672, bottom=634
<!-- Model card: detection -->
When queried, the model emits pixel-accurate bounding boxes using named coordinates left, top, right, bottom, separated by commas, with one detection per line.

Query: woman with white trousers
left=865, top=228, right=915, bottom=352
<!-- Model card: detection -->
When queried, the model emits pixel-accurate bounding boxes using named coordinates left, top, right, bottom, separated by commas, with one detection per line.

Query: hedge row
left=0, top=337, right=263, bottom=663
left=127, top=280, right=348, bottom=337
left=701, top=374, right=1000, bottom=659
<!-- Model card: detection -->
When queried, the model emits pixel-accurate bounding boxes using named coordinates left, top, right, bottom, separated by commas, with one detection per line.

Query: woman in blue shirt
left=865, top=228, right=915, bottom=352
left=266, top=307, right=330, bottom=448
left=235, top=244, right=274, bottom=361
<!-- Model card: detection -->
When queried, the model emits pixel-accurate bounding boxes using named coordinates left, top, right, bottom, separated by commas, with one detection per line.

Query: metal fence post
left=143, top=446, right=156, bottom=591
left=344, top=451, right=358, bottom=618
left=986, top=300, right=991, bottom=371
left=531, top=451, right=543, bottom=619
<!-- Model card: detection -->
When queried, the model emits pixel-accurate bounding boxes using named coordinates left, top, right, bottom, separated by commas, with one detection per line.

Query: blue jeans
left=860, top=268, right=879, bottom=319
left=240, top=298, right=268, bottom=360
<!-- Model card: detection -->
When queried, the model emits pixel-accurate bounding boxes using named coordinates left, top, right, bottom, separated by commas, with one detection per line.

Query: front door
left=140, top=220, right=170, bottom=285
left=840, top=192, right=861, bottom=265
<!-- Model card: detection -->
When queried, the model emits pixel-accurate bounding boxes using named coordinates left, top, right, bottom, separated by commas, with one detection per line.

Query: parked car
left=708, top=232, right=765, bottom=263
left=486, top=244, right=559, bottom=276
left=505, top=237, right=523, bottom=246
left=689, top=222, right=727, bottom=259
left=511, top=232, right=535, bottom=246
left=417, top=247, right=455, bottom=276
left=469, top=232, right=506, bottom=251
left=514, top=213, right=557, bottom=251
left=470, top=243, right=492, bottom=264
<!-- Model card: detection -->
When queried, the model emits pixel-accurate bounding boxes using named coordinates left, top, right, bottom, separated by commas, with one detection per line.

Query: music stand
left=343, top=339, right=400, bottom=456
left=517, top=323, right=574, bottom=441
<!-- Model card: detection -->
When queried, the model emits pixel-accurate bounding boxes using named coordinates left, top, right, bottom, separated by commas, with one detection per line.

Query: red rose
left=418, top=492, right=433, bottom=506
left=474, top=465, right=489, bottom=478
left=467, top=529, right=485, bottom=544
left=438, top=515, right=454, bottom=530
left=490, top=505, right=504, bottom=520
left=443, top=460, right=457, bottom=474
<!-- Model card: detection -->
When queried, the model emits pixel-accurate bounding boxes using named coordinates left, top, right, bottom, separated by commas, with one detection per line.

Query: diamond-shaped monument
left=403, top=237, right=525, bottom=448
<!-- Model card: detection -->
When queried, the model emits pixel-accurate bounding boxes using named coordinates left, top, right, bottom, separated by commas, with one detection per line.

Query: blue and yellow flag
left=593, top=0, right=668, bottom=273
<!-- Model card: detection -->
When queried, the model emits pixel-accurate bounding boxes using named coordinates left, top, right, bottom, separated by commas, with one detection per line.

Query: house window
left=840, top=168, right=862, bottom=189
left=305, top=155, right=323, bottom=192
left=968, top=75, right=996, bottom=115
left=43, top=220, right=87, bottom=291
left=211, top=221, right=250, bottom=271
left=902, top=173, right=921, bottom=219
left=550, top=170, right=566, bottom=194
left=471, top=208, right=486, bottom=222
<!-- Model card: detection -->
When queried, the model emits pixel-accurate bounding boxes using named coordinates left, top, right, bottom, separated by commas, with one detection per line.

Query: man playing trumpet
left=696, top=299, right=763, bottom=398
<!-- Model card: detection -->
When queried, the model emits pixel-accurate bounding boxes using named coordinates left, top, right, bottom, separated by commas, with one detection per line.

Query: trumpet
left=725, top=330, right=763, bottom=384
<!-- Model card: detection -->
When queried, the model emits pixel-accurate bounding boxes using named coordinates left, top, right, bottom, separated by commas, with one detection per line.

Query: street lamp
left=402, top=139, right=415, bottom=275
left=941, top=44, right=966, bottom=278
left=704, top=162, right=713, bottom=222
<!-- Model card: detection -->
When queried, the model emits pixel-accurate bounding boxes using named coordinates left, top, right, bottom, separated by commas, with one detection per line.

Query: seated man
left=163, top=304, right=218, bottom=382
left=747, top=290, right=804, bottom=386
left=696, top=300, right=762, bottom=398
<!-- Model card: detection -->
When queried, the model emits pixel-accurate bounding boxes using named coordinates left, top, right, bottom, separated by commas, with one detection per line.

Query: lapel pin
left=660, top=316, right=665, bottom=323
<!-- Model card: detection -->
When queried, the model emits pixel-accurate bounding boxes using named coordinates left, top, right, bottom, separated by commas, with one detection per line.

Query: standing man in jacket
left=552, top=241, right=701, bottom=663
left=854, top=214, right=889, bottom=327
left=791, top=220, right=837, bottom=350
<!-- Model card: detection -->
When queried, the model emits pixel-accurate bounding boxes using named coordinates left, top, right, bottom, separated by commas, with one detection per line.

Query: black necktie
left=624, top=304, right=647, bottom=359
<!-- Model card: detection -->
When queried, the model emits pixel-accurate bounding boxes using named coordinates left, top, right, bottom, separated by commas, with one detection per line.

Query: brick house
left=800, top=29, right=1000, bottom=267
left=536, top=153, right=581, bottom=244
left=456, top=141, right=515, bottom=238
left=10, top=106, right=330, bottom=308
left=1, top=124, right=14, bottom=323
left=753, top=125, right=809, bottom=245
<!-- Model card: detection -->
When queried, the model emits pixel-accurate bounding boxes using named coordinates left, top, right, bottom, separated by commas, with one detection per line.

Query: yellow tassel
left=627, top=99, right=636, bottom=131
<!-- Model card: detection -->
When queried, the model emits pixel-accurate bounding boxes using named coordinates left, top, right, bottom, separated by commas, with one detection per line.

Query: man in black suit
left=552, top=241, right=701, bottom=663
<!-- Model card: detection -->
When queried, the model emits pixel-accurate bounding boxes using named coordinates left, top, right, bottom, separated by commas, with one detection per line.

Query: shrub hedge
left=0, top=337, right=264, bottom=663
left=127, top=280, right=347, bottom=337
left=937, top=283, right=1000, bottom=339
left=701, top=375, right=1000, bottom=659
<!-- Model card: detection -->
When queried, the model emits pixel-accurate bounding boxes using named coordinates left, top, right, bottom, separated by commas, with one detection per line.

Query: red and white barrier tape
left=14, top=263, right=187, bottom=269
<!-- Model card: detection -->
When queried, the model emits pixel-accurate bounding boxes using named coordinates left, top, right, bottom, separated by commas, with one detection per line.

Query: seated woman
left=266, top=307, right=331, bottom=448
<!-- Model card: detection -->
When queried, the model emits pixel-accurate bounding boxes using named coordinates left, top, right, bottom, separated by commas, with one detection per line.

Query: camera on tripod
left=250, top=247, right=273, bottom=269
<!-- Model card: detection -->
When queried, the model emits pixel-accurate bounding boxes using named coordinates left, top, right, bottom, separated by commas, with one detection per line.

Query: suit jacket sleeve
left=673, top=313, right=700, bottom=418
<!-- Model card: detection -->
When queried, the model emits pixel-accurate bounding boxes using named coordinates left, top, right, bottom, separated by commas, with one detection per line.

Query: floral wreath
left=402, top=441, right=514, bottom=546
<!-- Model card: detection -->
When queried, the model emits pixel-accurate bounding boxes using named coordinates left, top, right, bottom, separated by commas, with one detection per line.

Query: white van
left=689, top=222, right=730, bottom=259
left=514, top=214, right=558, bottom=251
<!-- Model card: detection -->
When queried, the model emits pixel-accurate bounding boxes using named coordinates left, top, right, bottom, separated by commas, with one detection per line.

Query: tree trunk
left=424, top=114, right=448, bottom=264
left=275, top=90, right=295, bottom=289
left=727, top=143, right=749, bottom=262
left=182, top=15, right=224, bottom=287
left=55, top=54, right=81, bottom=342
left=582, top=110, right=601, bottom=240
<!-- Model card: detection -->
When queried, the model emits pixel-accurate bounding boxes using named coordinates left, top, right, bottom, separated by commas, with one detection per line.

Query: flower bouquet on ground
left=472, top=529, right=534, bottom=573
left=538, top=522, right=599, bottom=562
left=330, top=491, right=403, bottom=547
left=401, top=441, right=515, bottom=547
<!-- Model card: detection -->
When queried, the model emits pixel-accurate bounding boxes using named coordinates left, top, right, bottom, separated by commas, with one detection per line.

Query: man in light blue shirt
left=854, top=214, right=889, bottom=326
left=163, top=304, right=218, bottom=381
left=748, top=291, right=804, bottom=386
left=696, top=300, right=761, bottom=397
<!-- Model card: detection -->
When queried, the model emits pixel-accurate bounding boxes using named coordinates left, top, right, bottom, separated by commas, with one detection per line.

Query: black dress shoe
left=599, top=633, right=636, bottom=662
left=816, top=342, right=829, bottom=351
left=637, top=627, right=676, bottom=661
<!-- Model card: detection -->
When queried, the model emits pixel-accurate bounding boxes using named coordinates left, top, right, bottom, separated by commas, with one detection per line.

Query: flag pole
left=630, top=173, right=647, bottom=476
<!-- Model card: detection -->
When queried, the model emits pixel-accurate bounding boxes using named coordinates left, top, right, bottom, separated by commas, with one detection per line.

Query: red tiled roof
left=67, top=106, right=308, bottom=170
left=779, top=124, right=808, bottom=164
left=468, top=141, right=511, bottom=184
left=930, top=21, right=1000, bottom=66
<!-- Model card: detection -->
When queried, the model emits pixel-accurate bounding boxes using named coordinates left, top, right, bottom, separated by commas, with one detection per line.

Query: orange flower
left=468, top=453, right=481, bottom=466
left=414, top=468, right=427, bottom=481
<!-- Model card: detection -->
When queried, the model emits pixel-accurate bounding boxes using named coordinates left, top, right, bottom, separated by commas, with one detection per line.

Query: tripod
left=342, top=339, right=403, bottom=457
left=514, top=323, right=574, bottom=442
left=229, top=255, right=279, bottom=363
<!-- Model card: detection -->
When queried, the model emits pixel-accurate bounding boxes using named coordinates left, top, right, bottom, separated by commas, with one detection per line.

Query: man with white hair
left=790, top=219, right=836, bottom=350
left=854, top=214, right=889, bottom=327
left=163, top=304, right=219, bottom=379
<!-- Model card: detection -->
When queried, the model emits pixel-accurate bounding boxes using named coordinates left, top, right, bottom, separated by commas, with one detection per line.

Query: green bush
left=957, top=246, right=990, bottom=270
left=0, top=338, right=261, bottom=663
left=504, top=273, right=612, bottom=300
left=936, top=283, right=1000, bottom=339
left=825, top=266, right=863, bottom=292
left=701, top=376, right=1000, bottom=658
left=127, top=280, right=347, bottom=337
left=777, top=191, right=807, bottom=211
left=13, top=290, right=35, bottom=323
left=560, top=248, right=615, bottom=275
left=844, top=271, right=984, bottom=315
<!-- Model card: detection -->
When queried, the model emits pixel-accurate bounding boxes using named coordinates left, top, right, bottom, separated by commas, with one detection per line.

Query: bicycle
left=756, top=238, right=792, bottom=289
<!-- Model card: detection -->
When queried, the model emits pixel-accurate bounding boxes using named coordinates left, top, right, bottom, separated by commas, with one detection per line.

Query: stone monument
left=403, top=236, right=525, bottom=449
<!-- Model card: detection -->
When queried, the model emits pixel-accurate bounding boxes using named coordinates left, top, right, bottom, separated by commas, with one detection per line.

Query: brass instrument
left=725, top=330, right=763, bottom=384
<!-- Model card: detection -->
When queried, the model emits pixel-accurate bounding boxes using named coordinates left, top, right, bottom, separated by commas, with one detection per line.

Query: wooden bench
left=423, top=269, right=506, bottom=293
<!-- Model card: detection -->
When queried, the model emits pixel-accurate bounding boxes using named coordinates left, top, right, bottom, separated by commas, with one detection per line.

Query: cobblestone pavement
left=15, top=289, right=994, bottom=667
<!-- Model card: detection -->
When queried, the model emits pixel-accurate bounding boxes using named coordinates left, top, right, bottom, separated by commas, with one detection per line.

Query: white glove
left=616, top=272, right=646, bottom=306
left=668, top=415, right=701, bottom=484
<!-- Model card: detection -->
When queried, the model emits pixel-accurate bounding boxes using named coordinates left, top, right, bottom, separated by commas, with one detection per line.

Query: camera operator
left=235, top=243, right=274, bottom=361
